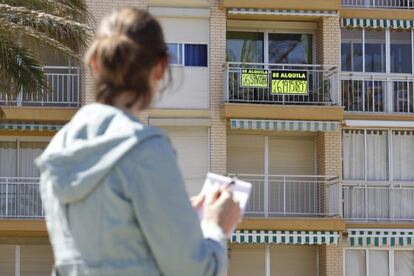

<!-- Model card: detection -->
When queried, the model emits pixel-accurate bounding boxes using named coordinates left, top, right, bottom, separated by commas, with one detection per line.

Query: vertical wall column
left=319, top=235, right=345, bottom=276
left=209, top=0, right=227, bottom=175
left=83, top=0, right=149, bottom=123
left=316, top=132, right=343, bottom=276
left=315, top=16, right=343, bottom=276
left=316, top=16, right=340, bottom=65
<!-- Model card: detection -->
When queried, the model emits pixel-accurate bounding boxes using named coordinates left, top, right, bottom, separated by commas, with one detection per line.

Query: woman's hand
left=202, top=186, right=241, bottom=236
left=190, top=194, right=205, bottom=210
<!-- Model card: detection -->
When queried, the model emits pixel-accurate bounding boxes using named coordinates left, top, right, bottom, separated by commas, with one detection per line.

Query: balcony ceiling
left=221, top=0, right=341, bottom=11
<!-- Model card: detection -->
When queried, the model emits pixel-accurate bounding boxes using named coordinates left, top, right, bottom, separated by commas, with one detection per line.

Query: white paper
left=198, top=172, right=252, bottom=220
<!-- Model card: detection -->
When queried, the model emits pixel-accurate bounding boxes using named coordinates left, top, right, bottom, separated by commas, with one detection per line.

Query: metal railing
left=0, top=66, right=81, bottom=107
left=229, top=174, right=341, bottom=218
left=225, top=62, right=339, bottom=106
left=341, top=73, right=414, bottom=113
left=343, top=181, right=414, bottom=221
left=0, top=177, right=43, bottom=219
left=342, top=0, right=414, bottom=8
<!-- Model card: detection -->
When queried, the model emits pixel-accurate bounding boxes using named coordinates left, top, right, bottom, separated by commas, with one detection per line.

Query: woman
left=36, top=8, right=241, bottom=276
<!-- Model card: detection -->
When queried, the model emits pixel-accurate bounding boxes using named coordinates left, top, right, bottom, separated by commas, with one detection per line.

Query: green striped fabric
left=230, top=119, right=339, bottom=132
left=341, top=18, right=414, bottom=29
left=348, top=229, right=414, bottom=247
left=228, top=8, right=338, bottom=17
left=231, top=230, right=339, bottom=245
left=0, top=121, right=63, bottom=132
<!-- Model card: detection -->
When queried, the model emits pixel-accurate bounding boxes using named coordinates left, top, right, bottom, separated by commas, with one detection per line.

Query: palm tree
left=0, top=0, right=93, bottom=117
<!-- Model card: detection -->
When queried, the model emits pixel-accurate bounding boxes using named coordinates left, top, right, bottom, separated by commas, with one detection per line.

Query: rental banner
left=240, top=69, right=269, bottom=88
left=271, top=71, right=308, bottom=95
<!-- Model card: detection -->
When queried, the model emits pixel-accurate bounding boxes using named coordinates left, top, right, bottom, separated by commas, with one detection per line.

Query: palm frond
left=1, top=0, right=94, bottom=24
left=0, top=0, right=92, bottom=118
left=0, top=34, right=47, bottom=118
left=0, top=4, right=93, bottom=53
left=0, top=18, right=82, bottom=61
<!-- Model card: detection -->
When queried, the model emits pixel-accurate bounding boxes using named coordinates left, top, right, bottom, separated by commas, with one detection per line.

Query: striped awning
left=0, top=121, right=63, bottom=132
left=232, top=230, right=339, bottom=245
left=349, top=229, right=414, bottom=247
left=230, top=119, right=339, bottom=132
left=228, top=8, right=338, bottom=17
left=341, top=18, right=414, bottom=30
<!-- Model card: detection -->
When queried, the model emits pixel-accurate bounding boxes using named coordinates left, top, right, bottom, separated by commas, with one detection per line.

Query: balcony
left=342, top=0, right=414, bottom=9
left=225, top=62, right=340, bottom=106
left=343, top=181, right=414, bottom=221
left=0, top=177, right=43, bottom=219
left=341, top=73, right=414, bottom=114
left=230, top=174, right=341, bottom=218
left=0, top=66, right=81, bottom=107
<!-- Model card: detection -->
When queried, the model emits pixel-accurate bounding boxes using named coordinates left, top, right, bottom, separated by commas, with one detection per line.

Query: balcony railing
left=229, top=174, right=341, bottom=218
left=343, top=181, right=414, bottom=221
left=342, top=0, right=414, bottom=9
left=225, top=62, right=339, bottom=106
left=0, top=66, right=81, bottom=107
left=341, top=73, right=414, bottom=113
left=0, top=177, right=43, bottom=219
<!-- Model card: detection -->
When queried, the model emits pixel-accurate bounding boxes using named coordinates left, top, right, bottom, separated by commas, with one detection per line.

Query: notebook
left=198, top=172, right=252, bottom=220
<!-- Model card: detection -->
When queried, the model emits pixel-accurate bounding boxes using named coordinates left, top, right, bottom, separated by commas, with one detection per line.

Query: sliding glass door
left=227, top=32, right=264, bottom=63
left=268, top=33, right=313, bottom=64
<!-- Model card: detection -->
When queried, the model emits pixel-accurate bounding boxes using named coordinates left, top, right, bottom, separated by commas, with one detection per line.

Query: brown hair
left=85, top=8, right=168, bottom=109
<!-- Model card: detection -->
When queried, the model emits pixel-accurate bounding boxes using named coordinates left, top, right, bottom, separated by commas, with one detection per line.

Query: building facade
left=1, top=0, right=414, bottom=275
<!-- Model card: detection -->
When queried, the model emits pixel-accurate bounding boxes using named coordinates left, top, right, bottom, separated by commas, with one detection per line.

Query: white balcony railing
left=343, top=181, right=414, bottom=221
left=225, top=62, right=339, bottom=106
left=0, top=66, right=81, bottom=107
left=342, top=0, right=414, bottom=9
left=229, top=174, right=341, bottom=218
left=0, top=177, right=43, bottom=219
left=341, top=73, right=414, bottom=114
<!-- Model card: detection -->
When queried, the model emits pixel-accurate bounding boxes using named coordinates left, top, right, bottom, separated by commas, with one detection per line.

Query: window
left=365, top=30, right=386, bottom=73
left=167, top=43, right=183, bottom=65
left=341, top=29, right=364, bottom=72
left=343, top=129, right=414, bottom=181
left=166, top=43, right=208, bottom=67
left=184, top=44, right=207, bottom=67
left=391, top=31, right=412, bottom=73
left=395, top=251, right=414, bottom=276
left=392, top=130, right=414, bottom=181
left=346, top=250, right=366, bottom=276
left=341, top=28, right=413, bottom=74
left=345, top=249, right=414, bottom=276
left=226, top=31, right=264, bottom=63
left=343, top=129, right=389, bottom=181
left=268, top=33, right=312, bottom=64
left=0, top=140, right=48, bottom=178
left=226, top=31, right=313, bottom=64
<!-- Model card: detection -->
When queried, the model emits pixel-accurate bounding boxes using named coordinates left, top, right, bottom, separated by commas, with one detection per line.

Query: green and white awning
left=230, top=119, right=339, bottom=132
left=228, top=8, right=338, bottom=17
left=341, top=18, right=414, bottom=30
left=232, top=230, right=339, bottom=245
left=0, top=121, right=63, bottom=132
left=349, top=229, right=414, bottom=247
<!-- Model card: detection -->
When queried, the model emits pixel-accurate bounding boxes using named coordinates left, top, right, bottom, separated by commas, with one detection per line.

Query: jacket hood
left=35, top=103, right=162, bottom=204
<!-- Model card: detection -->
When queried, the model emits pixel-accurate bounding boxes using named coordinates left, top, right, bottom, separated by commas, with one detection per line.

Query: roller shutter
left=0, top=245, right=15, bottom=276
left=268, top=136, right=315, bottom=175
left=164, top=127, right=209, bottom=196
left=20, top=245, right=54, bottom=276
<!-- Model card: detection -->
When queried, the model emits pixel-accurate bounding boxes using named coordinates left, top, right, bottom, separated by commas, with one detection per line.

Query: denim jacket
left=36, top=103, right=227, bottom=276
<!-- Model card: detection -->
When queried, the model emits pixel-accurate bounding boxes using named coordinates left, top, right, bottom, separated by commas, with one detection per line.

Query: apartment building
left=0, top=0, right=414, bottom=275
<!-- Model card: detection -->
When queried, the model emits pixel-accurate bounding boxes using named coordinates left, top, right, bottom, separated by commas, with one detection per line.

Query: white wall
left=153, top=13, right=210, bottom=109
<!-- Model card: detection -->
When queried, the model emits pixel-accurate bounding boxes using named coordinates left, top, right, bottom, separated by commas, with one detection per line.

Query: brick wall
left=319, top=235, right=345, bottom=276
left=209, top=0, right=227, bottom=175
left=316, top=16, right=340, bottom=66
left=315, top=16, right=343, bottom=276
